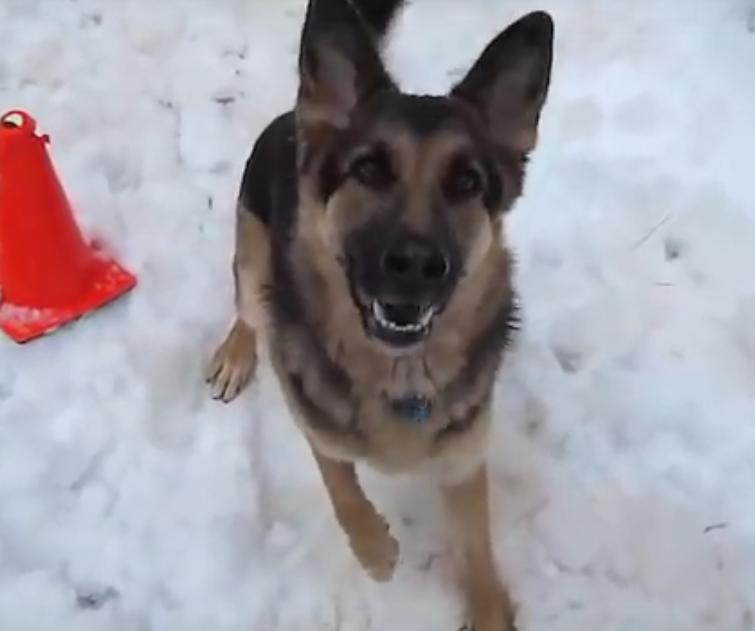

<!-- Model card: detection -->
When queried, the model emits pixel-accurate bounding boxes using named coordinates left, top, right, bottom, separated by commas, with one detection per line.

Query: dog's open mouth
left=367, top=299, right=437, bottom=347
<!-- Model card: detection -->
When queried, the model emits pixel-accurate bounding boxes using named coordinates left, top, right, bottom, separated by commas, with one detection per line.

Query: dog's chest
left=275, top=332, right=490, bottom=470
left=332, top=372, right=490, bottom=476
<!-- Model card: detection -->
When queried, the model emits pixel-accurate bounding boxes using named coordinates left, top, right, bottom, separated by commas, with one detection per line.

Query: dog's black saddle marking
left=239, top=110, right=297, bottom=231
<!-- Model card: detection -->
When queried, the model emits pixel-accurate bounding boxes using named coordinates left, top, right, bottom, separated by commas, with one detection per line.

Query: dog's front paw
left=348, top=516, right=399, bottom=582
left=469, top=585, right=515, bottom=631
left=206, top=320, right=257, bottom=402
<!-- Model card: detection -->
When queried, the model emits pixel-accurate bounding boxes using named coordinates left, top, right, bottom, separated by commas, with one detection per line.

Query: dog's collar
left=390, top=394, right=432, bottom=424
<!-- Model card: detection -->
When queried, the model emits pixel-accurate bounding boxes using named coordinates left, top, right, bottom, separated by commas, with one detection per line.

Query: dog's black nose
left=380, top=235, right=450, bottom=283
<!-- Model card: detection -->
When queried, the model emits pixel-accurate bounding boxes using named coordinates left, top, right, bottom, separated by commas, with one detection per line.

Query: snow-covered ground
left=2, top=0, right=755, bottom=629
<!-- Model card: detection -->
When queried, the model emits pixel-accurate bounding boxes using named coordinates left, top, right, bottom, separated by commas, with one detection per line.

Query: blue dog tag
left=391, top=395, right=432, bottom=424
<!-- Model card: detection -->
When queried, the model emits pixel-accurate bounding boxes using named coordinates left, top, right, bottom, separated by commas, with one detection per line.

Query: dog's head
left=296, top=0, right=553, bottom=352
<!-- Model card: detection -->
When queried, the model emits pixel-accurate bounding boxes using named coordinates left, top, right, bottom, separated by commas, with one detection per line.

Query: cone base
left=0, top=248, right=136, bottom=343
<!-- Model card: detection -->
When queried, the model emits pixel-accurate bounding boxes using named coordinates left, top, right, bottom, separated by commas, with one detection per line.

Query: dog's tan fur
left=207, top=4, right=553, bottom=629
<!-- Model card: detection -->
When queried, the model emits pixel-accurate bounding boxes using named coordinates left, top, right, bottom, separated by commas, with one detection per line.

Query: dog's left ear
left=452, top=11, right=554, bottom=154
left=296, top=0, right=394, bottom=138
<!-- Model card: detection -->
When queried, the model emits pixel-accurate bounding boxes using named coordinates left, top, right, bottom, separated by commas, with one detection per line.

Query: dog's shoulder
left=239, top=110, right=298, bottom=231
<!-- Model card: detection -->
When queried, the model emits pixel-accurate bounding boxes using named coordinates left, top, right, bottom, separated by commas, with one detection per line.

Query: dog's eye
left=351, top=154, right=392, bottom=189
left=445, top=165, right=483, bottom=202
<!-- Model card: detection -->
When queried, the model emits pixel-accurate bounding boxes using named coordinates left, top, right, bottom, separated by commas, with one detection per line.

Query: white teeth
left=372, top=301, right=435, bottom=333
left=418, top=307, right=434, bottom=328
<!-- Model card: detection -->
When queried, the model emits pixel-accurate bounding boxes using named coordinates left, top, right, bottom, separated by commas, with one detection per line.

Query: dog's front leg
left=207, top=204, right=268, bottom=402
left=442, top=465, right=514, bottom=631
left=206, top=318, right=257, bottom=402
left=310, top=447, right=399, bottom=582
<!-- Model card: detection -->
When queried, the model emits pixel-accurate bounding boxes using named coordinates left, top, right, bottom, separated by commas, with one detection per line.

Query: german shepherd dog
left=207, top=1, right=553, bottom=628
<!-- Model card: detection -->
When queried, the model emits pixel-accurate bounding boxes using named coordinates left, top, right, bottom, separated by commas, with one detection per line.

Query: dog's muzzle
left=350, top=232, right=455, bottom=350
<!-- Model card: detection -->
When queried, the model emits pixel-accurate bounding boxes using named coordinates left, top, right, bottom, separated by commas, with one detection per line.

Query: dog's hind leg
left=207, top=202, right=269, bottom=402
left=442, top=464, right=515, bottom=631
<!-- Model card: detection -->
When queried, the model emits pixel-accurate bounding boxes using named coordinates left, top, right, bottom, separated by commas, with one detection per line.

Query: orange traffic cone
left=0, top=109, right=136, bottom=343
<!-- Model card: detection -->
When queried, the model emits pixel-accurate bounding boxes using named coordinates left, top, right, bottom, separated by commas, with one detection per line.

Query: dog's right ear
left=452, top=11, right=554, bottom=154
left=296, top=0, right=394, bottom=138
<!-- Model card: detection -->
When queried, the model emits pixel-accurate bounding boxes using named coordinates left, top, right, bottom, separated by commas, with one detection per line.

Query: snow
left=0, top=304, right=54, bottom=325
left=1, top=0, right=755, bottom=629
